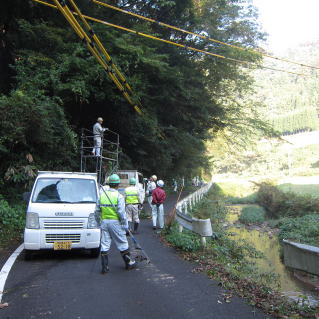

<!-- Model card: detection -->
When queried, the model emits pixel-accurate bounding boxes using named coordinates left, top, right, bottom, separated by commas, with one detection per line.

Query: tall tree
left=0, top=0, right=265, bottom=195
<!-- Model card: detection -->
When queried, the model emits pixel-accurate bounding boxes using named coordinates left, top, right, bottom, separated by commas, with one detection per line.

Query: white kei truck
left=24, top=171, right=101, bottom=259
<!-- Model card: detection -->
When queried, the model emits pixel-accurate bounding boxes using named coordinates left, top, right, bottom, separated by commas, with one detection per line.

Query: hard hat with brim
left=129, top=178, right=136, bottom=185
left=157, top=180, right=164, bottom=187
left=109, top=174, right=120, bottom=184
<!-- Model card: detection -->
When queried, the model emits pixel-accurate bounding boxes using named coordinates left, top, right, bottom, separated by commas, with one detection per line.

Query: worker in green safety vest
left=100, top=174, right=137, bottom=274
left=124, top=178, right=142, bottom=233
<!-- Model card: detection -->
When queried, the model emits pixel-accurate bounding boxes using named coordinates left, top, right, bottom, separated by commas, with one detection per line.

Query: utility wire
left=39, top=0, right=142, bottom=114
left=31, top=0, right=307, bottom=76
left=92, top=0, right=319, bottom=71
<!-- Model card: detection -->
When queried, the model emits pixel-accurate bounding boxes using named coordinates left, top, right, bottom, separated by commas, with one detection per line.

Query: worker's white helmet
left=157, top=180, right=164, bottom=187
left=97, top=117, right=103, bottom=122
left=151, top=175, right=157, bottom=181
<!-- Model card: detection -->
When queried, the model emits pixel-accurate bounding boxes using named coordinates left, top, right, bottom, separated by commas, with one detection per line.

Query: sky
left=252, top=0, right=319, bottom=54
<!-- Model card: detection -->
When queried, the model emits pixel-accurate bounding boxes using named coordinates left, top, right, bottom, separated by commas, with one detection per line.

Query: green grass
left=215, top=181, right=255, bottom=198
left=208, top=182, right=257, bottom=205
left=278, top=183, right=319, bottom=197
left=278, top=214, right=319, bottom=247
left=164, top=224, right=201, bottom=251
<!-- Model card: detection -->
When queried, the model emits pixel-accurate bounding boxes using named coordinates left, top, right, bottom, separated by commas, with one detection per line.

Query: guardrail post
left=178, top=224, right=183, bottom=233
left=201, top=237, right=206, bottom=247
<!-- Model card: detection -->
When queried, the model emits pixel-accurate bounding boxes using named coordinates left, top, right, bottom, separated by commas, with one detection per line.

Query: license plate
left=53, top=241, right=72, bottom=250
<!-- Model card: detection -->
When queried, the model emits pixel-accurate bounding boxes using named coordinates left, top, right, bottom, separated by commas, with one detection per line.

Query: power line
left=34, top=0, right=143, bottom=114
left=92, top=0, right=319, bottom=71
left=31, top=0, right=307, bottom=77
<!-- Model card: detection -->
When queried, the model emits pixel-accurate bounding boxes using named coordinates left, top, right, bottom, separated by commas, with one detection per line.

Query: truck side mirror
left=23, top=192, right=31, bottom=202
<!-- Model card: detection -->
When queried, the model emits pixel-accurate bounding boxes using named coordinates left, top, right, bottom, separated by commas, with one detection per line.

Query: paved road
left=1, top=195, right=268, bottom=319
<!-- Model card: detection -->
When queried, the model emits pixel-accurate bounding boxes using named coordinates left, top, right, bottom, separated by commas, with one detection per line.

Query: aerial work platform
left=80, top=128, right=120, bottom=183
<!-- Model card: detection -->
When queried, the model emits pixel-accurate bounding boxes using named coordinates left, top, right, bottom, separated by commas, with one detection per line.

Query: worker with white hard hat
left=151, top=180, right=166, bottom=230
left=146, top=175, right=157, bottom=210
left=92, top=117, right=108, bottom=156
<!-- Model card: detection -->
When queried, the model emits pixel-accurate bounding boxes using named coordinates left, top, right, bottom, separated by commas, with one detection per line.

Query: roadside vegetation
left=210, top=180, right=319, bottom=246
left=0, top=197, right=25, bottom=248
left=163, top=188, right=319, bottom=318
left=238, top=205, right=266, bottom=225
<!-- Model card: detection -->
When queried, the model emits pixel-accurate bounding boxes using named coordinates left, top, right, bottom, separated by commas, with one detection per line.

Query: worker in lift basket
left=92, top=117, right=107, bottom=156
left=151, top=180, right=166, bottom=230
left=125, top=178, right=142, bottom=234
left=99, top=174, right=137, bottom=274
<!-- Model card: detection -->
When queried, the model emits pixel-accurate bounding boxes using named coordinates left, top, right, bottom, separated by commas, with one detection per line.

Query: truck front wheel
left=24, top=249, right=34, bottom=261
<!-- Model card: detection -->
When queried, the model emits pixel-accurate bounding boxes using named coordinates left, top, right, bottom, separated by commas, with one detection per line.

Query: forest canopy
left=0, top=0, right=265, bottom=196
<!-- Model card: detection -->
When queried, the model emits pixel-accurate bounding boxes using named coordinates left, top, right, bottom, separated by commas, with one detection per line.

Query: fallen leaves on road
left=0, top=303, right=9, bottom=309
left=222, top=293, right=233, bottom=303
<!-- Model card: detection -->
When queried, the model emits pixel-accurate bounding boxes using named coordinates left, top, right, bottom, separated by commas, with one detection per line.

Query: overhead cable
left=31, top=0, right=307, bottom=77
left=37, top=0, right=142, bottom=114
left=92, top=0, right=319, bottom=71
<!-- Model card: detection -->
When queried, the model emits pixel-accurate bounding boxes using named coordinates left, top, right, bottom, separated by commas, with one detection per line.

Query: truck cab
left=24, top=171, right=101, bottom=258
left=117, top=170, right=146, bottom=203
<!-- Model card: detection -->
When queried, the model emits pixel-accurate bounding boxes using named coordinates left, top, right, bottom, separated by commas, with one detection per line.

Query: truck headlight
left=26, top=212, right=40, bottom=229
left=88, top=213, right=98, bottom=229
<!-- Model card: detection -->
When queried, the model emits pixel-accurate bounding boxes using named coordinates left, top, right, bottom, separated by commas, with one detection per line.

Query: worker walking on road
left=125, top=178, right=142, bottom=233
left=151, top=180, right=166, bottom=230
left=146, top=175, right=157, bottom=209
left=99, top=174, right=137, bottom=274
left=173, top=179, right=178, bottom=192
left=92, top=117, right=107, bottom=156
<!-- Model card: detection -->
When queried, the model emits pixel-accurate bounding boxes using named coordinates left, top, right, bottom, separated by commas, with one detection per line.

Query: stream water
left=226, top=205, right=319, bottom=306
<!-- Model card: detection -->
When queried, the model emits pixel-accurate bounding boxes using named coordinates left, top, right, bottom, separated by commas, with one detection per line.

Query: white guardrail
left=175, top=181, right=214, bottom=247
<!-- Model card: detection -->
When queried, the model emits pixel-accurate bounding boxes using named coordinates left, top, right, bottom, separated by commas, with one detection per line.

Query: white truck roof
left=117, top=170, right=141, bottom=173
left=37, top=171, right=97, bottom=180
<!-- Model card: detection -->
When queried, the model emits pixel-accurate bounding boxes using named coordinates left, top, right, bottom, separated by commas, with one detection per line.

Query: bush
left=0, top=196, right=25, bottom=246
left=256, top=181, right=319, bottom=218
left=165, top=225, right=201, bottom=252
left=239, top=205, right=266, bottom=224
left=278, top=214, right=319, bottom=247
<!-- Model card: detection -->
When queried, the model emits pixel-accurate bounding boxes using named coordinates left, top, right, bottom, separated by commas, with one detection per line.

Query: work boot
left=133, top=222, right=139, bottom=234
left=121, top=250, right=137, bottom=270
left=101, top=252, right=109, bottom=274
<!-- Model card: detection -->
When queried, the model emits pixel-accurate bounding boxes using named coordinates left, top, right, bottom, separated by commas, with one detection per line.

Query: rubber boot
left=133, top=222, right=139, bottom=234
left=101, top=252, right=109, bottom=274
left=121, top=250, right=137, bottom=270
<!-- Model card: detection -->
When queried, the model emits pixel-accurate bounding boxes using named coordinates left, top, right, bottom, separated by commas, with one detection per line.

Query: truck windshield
left=32, top=178, right=97, bottom=203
